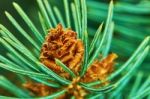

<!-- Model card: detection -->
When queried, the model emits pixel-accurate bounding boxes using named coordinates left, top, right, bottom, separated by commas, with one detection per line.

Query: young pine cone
left=23, top=81, right=57, bottom=96
left=40, top=24, right=84, bottom=77
left=82, top=53, right=118, bottom=83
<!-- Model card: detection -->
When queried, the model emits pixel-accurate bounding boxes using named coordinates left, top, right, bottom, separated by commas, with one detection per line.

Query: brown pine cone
left=23, top=81, right=57, bottom=96
left=82, top=53, right=118, bottom=83
left=40, top=24, right=84, bottom=77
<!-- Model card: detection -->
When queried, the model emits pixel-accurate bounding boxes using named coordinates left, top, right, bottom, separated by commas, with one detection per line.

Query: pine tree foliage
left=0, top=0, right=149, bottom=98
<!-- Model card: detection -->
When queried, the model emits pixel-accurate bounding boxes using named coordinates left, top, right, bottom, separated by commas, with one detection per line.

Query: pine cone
left=82, top=53, right=118, bottom=83
left=40, top=24, right=84, bottom=77
left=23, top=81, right=56, bottom=96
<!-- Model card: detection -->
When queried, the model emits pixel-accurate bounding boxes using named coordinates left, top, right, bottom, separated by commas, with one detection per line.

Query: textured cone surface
left=40, top=24, right=84, bottom=77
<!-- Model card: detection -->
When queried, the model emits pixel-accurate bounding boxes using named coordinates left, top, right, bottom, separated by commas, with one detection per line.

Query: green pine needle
left=55, top=59, right=76, bottom=78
